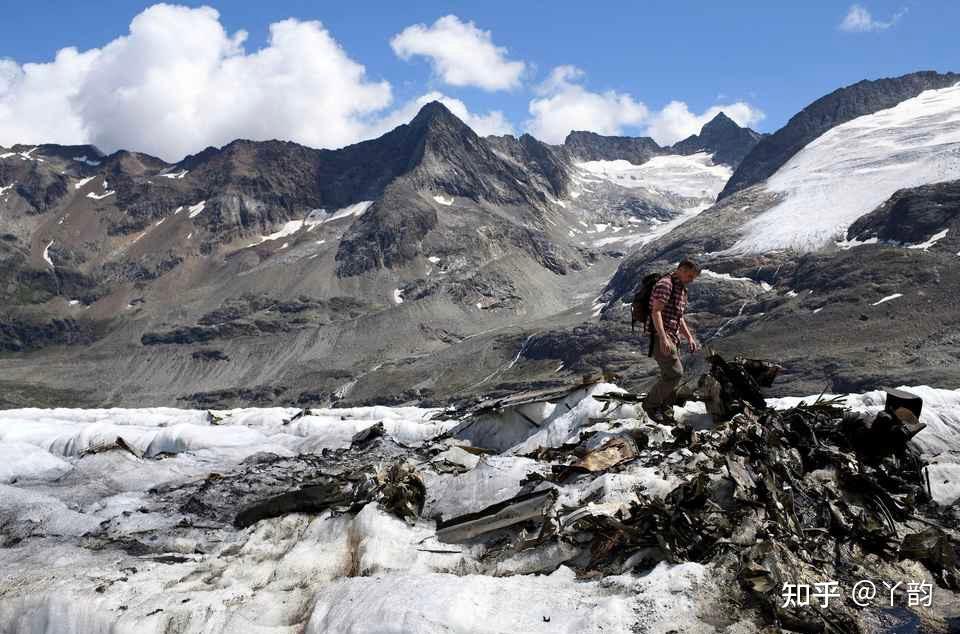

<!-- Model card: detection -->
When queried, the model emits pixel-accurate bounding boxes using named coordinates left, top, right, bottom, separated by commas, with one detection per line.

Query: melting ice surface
left=577, top=152, right=732, bottom=203
left=729, top=82, right=960, bottom=253
left=1, top=383, right=958, bottom=632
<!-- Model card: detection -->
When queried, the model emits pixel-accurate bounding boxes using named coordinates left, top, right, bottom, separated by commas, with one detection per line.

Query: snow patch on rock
left=187, top=201, right=206, bottom=218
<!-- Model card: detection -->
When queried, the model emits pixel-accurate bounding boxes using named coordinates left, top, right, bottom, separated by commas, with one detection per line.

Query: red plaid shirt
left=649, top=273, right=688, bottom=344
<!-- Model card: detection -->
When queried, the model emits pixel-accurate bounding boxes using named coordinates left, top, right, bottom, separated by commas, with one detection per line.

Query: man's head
left=675, top=259, right=701, bottom=285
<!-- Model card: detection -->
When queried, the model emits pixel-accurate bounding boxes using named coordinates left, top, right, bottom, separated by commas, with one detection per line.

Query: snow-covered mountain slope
left=720, top=70, right=960, bottom=198
left=727, top=82, right=960, bottom=253
left=559, top=152, right=732, bottom=250
left=577, top=152, right=732, bottom=206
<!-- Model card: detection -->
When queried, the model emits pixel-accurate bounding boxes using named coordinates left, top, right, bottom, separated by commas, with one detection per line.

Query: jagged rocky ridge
left=0, top=95, right=766, bottom=408
left=562, top=111, right=764, bottom=169
left=2, top=70, right=960, bottom=411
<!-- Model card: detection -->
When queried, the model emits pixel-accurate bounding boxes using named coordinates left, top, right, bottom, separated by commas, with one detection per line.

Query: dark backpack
left=631, top=272, right=668, bottom=333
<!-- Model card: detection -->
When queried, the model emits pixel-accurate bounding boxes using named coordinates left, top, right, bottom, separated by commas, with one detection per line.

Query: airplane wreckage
left=1, top=353, right=959, bottom=633
left=174, top=353, right=960, bottom=632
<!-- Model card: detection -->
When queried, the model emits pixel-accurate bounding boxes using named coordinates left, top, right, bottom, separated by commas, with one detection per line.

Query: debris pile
left=108, top=359, right=958, bottom=632
left=420, top=354, right=959, bottom=632
left=231, top=458, right=426, bottom=529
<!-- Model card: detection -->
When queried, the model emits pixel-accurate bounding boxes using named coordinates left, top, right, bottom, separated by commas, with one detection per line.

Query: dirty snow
left=187, top=201, right=207, bottom=218
left=323, top=201, right=374, bottom=223
left=729, top=82, right=960, bottom=253
left=872, top=293, right=903, bottom=306
left=923, top=462, right=960, bottom=506
left=768, top=385, right=960, bottom=459
left=72, top=155, right=101, bottom=166
left=591, top=300, right=605, bottom=317
left=306, top=566, right=642, bottom=633
left=835, top=235, right=879, bottom=250
left=593, top=202, right=712, bottom=249
left=256, top=219, right=303, bottom=244
left=73, top=175, right=96, bottom=190
left=700, top=269, right=773, bottom=292
left=42, top=240, right=54, bottom=267
left=907, top=228, right=950, bottom=250
left=1, top=383, right=958, bottom=631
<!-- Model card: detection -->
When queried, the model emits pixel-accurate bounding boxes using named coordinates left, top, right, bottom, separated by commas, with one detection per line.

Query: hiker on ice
left=638, top=259, right=701, bottom=423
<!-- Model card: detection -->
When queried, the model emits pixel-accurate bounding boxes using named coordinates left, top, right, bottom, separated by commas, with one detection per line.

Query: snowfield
left=729, top=82, right=960, bottom=253
left=573, top=153, right=730, bottom=250
left=1, top=384, right=958, bottom=633
left=577, top=152, right=732, bottom=204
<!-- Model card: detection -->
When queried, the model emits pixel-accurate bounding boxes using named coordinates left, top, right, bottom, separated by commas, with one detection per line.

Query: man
left=644, top=259, right=701, bottom=423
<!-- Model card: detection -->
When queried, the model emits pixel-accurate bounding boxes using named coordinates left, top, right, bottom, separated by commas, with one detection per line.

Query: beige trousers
left=645, top=336, right=684, bottom=410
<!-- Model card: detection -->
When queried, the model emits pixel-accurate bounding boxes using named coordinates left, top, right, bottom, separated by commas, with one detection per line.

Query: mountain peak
left=671, top=113, right=763, bottom=168
left=701, top=111, right=738, bottom=134
left=409, top=101, right=463, bottom=129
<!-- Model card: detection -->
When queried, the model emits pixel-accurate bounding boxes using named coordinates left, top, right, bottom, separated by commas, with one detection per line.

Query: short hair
left=678, top=259, right=701, bottom=273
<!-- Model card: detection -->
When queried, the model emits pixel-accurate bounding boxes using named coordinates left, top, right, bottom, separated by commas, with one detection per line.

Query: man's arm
left=680, top=316, right=700, bottom=352
left=651, top=300, right=674, bottom=355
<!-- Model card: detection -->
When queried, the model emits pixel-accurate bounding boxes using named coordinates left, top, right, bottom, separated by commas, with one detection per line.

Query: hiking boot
left=643, top=406, right=676, bottom=425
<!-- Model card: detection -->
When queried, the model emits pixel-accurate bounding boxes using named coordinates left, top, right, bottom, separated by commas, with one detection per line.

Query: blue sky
left=1, top=1, right=956, bottom=161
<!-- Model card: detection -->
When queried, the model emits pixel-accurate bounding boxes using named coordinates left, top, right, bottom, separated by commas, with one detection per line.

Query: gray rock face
left=561, top=114, right=763, bottom=169
left=336, top=104, right=577, bottom=277
left=0, top=100, right=617, bottom=407
left=847, top=179, right=960, bottom=249
left=1, top=162, right=69, bottom=215
left=562, top=131, right=663, bottom=165
left=484, top=133, right=571, bottom=199
left=671, top=112, right=764, bottom=168
left=720, top=70, right=960, bottom=199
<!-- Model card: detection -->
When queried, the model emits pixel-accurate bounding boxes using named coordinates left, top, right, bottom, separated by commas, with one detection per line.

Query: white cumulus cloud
left=525, top=66, right=648, bottom=143
left=645, top=101, right=765, bottom=146
left=839, top=4, right=907, bottom=32
left=0, top=5, right=509, bottom=162
left=526, top=66, right=763, bottom=146
left=391, top=15, right=526, bottom=91
left=0, top=48, right=99, bottom=147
